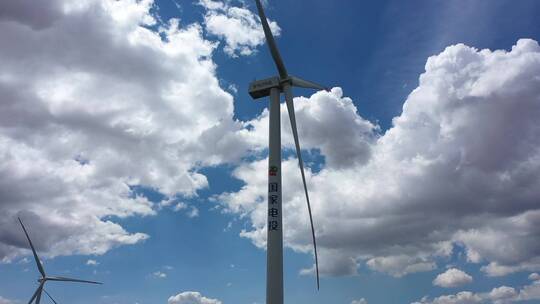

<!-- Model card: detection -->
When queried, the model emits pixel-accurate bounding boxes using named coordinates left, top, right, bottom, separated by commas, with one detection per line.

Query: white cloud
left=239, top=88, right=378, bottom=168
left=0, top=0, right=252, bottom=262
left=367, top=255, right=436, bottom=278
left=172, top=202, right=199, bottom=218
left=351, top=298, right=368, bottom=304
left=199, top=0, right=225, bottom=11
left=218, top=39, right=540, bottom=277
left=518, top=280, right=540, bottom=301
left=174, top=202, right=199, bottom=217
left=86, top=259, right=99, bottom=266
left=18, top=257, right=29, bottom=264
left=152, top=271, right=167, bottom=279
left=433, top=268, right=473, bottom=288
left=186, top=206, right=200, bottom=218
left=480, top=260, right=540, bottom=277
left=172, top=202, right=188, bottom=211
left=228, top=84, right=238, bottom=95
left=300, top=249, right=359, bottom=277
left=413, top=291, right=482, bottom=304
left=489, top=286, right=518, bottom=303
left=529, top=273, right=540, bottom=281
left=199, top=0, right=281, bottom=57
left=168, top=291, right=221, bottom=304
left=413, top=280, right=540, bottom=303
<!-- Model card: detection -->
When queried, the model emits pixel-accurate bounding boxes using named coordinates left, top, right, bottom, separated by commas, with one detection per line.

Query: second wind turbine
left=248, top=1, right=328, bottom=303
left=18, top=217, right=102, bottom=304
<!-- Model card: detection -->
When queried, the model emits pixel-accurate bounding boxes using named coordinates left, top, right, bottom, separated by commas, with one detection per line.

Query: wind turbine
left=248, top=1, right=327, bottom=303
left=18, top=217, right=102, bottom=304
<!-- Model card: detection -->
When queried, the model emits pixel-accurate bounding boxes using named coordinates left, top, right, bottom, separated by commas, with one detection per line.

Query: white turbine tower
left=248, top=1, right=327, bottom=303
left=18, top=218, right=102, bottom=304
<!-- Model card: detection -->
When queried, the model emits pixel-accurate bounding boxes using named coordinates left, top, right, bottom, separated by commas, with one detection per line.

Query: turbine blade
left=35, top=286, right=43, bottom=304
left=42, top=289, right=58, bottom=304
left=46, top=276, right=102, bottom=284
left=283, top=83, right=320, bottom=290
left=18, top=217, right=46, bottom=277
left=27, top=283, right=44, bottom=304
left=290, top=76, right=328, bottom=91
left=254, top=0, right=288, bottom=79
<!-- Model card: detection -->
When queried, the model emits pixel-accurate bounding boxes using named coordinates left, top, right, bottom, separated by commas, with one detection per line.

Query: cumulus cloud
left=413, top=291, right=482, bottom=304
left=239, top=88, right=378, bottom=168
left=218, top=39, right=540, bottom=277
left=168, top=291, right=221, bottom=304
left=0, top=0, right=64, bottom=30
left=351, top=298, right=368, bottom=304
left=171, top=202, right=200, bottom=218
left=433, top=268, right=473, bottom=288
left=489, top=286, right=518, bottom=304
left=480, top=260, right=540, bottom=277
left=367, top=255, right=436, bottom=278
left=0, top=0, right=252, bottom=262
left=413, top=279, right=540, bottom=303
left=199, top=0, right=281, bottom=57
left=86, top=259, right=99, bottom=266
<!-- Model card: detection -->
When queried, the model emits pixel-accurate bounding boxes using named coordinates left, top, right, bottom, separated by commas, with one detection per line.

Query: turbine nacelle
left=249, top=75, right=327, bottom=99
left=249, top=76, right=280, bottom=99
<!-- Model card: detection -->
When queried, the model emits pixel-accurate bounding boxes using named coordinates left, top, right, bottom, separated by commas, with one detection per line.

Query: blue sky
left=1, top=1, right=540, bottom=304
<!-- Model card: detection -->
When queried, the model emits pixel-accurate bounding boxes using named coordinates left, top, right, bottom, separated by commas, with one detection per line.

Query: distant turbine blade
left=46, top=276, right=103, bottom=284
left=18, top=217, right=46, bottom=277
left=283, top=83, right=320, bottom=290
left=254, top=0, right=288, bottom=79
left=290, top=76, right=329, bottom=91
left=35, top=286, right=43, bottom=304
left=27, top=282, right=44, bottom=304
left=42, top=289, right=58, bottom=304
